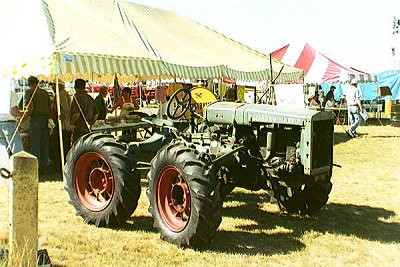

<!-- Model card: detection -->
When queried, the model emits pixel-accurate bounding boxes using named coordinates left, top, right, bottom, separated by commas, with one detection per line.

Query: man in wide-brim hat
left=345, top=79, right=363, bottom=138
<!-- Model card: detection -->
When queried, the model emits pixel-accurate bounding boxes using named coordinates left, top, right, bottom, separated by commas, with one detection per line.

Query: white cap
left=350, top=78, right=359, bottom=85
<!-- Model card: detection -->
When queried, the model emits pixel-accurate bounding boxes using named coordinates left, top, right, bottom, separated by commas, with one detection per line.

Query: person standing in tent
left=70, top=79, right=99, bottom=143
left=323, top=86, right=336, bottom=108
left=57, top=82, right=72, bottom=156
left=0, top=82, right=24, bottom=172
left=24, top=76, right=52, bottom=175
left=94, top=85, right=108, bottom=121
left=155, top=84, right=168, bottom=118
left=344, top=79, right=363, bottom=138
left=224, top=85, right=238, bottom=102
left=317, top=85, right=325, bottom=106
left=308, top=92, right=321, bottom=108
left=109, top=87, right=139, bottom=116
left=49, top=81, right=72, bottom=173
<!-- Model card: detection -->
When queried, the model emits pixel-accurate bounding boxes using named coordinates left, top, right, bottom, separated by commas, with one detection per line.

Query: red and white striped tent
left=270, top=43, right=377, bottom=84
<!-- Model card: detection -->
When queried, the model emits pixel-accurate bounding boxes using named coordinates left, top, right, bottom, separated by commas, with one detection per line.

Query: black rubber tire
left=147, top=141, right=222, bottom=248
left=219, top=183, right=236, bottom=199
left=277, top=179, right=332, bottom=215
left=64, top=132, right=141, bottom=227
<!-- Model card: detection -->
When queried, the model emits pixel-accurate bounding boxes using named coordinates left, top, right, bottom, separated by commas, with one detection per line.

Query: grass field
left=1, top=124, right=400, bottom=266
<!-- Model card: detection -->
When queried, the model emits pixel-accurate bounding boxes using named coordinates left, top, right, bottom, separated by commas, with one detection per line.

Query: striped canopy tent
left=271, top=43, right=377, bottom=84
left=1, top=0, right=302, bottom=83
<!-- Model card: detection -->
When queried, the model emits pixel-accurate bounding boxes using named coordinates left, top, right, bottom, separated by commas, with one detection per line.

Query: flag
left=113, top=73, right=120, bottom=104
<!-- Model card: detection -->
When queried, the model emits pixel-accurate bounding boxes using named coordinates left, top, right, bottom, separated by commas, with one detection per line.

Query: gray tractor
left=64, top=87, right=334, bottom=248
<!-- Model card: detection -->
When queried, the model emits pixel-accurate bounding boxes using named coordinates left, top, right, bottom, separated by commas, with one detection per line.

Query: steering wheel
left=167, top=88, right=192, bottom=119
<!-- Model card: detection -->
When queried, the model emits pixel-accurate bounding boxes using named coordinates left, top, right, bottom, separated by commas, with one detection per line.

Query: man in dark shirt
left=70, top=79, right=99, bottom=143
left=24, top=76, right=51, bottom=175
left=94, top=85, right=108, bottom=120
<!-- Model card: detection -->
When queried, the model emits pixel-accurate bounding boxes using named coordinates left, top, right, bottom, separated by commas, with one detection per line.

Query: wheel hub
left=89, top=168, right=111, bottom=194
left=171, top=180, right=189, bottom=213
left=157, top=166, right=191, bottom=232
left=74, top=152, right=114, bottom=211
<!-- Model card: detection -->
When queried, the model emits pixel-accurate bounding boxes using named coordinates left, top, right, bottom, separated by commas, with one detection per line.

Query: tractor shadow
left=210, top=191, right=400, bottom=255
left=365, top=118, right=391, bottom=126
left=38, top=171, right=63, bottom=182
left=334, top=132, right=352, bottom=145
left=209, top=219, right=305, bottom=255
left=120, top=216, right=158, bottom=233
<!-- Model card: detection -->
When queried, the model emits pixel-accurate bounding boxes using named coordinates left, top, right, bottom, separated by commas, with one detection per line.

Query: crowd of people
left=307, top=80, right=364, bottom=138
left=0, top=76, right=146, bottom=176
left=308, top=85, right=338, bottom=109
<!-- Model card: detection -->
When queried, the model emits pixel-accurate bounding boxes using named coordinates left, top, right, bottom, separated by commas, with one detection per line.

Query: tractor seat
left=141, top=117, right=174, bottom=127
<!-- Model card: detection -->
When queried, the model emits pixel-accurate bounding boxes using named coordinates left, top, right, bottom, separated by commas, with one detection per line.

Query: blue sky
left=132, top=0, right=400, bottom=73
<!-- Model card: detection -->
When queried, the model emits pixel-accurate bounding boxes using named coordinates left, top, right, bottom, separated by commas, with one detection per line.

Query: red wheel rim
left=74, top=152, right=114, bottom=211
left=157, top=166, right=191, bottom=232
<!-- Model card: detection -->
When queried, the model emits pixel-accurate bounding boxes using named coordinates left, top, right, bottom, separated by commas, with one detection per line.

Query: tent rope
left=71, top=93, right=92, bottom=133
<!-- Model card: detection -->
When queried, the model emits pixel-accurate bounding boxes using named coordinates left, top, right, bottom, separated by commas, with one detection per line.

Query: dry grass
left=1, top=123, right=400, bottom=266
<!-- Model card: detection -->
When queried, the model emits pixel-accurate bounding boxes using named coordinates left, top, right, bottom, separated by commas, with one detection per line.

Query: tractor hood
left=205, top=102, right=334, bottom=126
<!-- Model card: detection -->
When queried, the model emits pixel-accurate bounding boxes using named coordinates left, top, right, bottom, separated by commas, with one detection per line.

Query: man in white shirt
left=0, top=79, right=23, bottom=170
left=344, top=79, right=363, bottom=138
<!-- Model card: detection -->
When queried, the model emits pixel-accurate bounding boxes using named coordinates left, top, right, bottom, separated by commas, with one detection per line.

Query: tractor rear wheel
left=64, top=133, right=141, bottom=227
left=147, top=141, right=222, bottom=248
left=277, top=179, right=332, bottom=216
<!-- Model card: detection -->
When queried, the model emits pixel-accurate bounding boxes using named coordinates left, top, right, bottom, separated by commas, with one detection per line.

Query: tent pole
left=269, top=53, right=273, bottom=84
left=268, top=53, right=275, bottom=105
left=158, top=75, right=162, bottom=118
left=219, top=78, right=223, bottom=101
left=139, top=75, right=142, bottom=108
left=55, top=76, right=66, bottom=181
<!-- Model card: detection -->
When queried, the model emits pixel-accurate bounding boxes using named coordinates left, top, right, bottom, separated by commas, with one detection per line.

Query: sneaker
left=345, top=129, right=354, bottom=138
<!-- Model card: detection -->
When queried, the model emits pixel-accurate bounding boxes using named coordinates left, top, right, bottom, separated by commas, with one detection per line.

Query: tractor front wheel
left=277, top=178, right=332, bottom=216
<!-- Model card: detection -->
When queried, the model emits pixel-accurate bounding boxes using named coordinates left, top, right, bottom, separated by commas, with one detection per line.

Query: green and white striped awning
left=2, top=0, right=303, bottom=83
left=54, top=53, right=162, bottom=82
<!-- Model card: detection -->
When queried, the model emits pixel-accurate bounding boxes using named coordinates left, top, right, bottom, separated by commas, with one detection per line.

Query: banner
left=274, top=84, right=306, bottom=108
